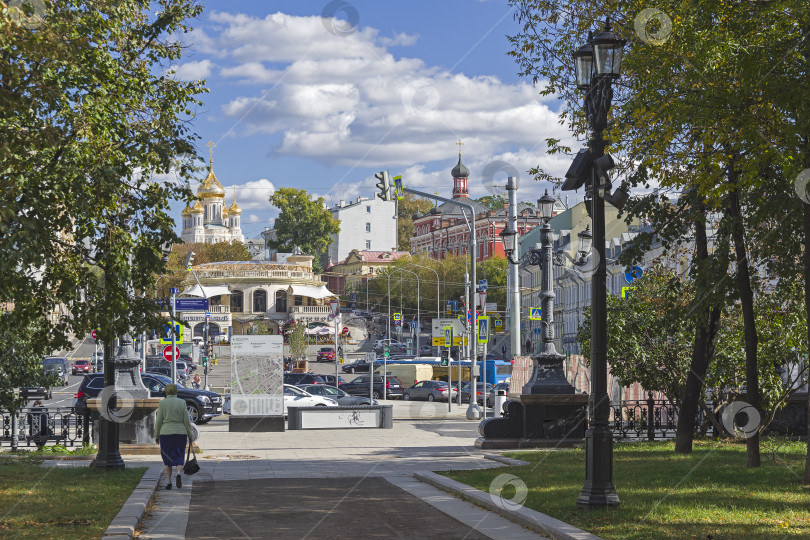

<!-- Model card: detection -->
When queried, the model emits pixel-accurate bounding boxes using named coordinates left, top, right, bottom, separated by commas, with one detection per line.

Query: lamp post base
left=576, top=423, right=620, bottom=509
left=466, top=402, right=482, bottom=420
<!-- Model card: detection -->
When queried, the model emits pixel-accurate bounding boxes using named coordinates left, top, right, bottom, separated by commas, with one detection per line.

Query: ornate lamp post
left=569, top=19, right=626, bottom=510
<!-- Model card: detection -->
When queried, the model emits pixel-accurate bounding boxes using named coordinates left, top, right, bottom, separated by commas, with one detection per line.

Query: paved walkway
left=131, top=411, right=546, bottom=539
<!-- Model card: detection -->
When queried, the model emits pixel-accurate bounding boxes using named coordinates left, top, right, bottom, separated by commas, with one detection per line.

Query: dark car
left=283, top=372, right=325, bottom=385
left=316, top=347, right=335, bottom=362
left=402, top=380, right=458, bottom=402
left=341, top=359, right=377, bottom=374
left=458, top=382, right=495, bottom=407
left=146, top=366, right=189, bottom=382
left=42, top=357, right=70, bottom=385
left=73, top=372, right=222, bottom=424
left=320, top=374, right=345, bottom=387
left=297, top=384, right=377, bottom=406
left=340, top=374, right=403, bottom=400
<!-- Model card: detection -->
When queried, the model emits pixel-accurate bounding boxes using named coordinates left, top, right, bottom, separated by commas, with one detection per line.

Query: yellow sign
left=621, top=286, right=635, bottom=299
left=529, top=307, right=542, bottom=321
left=160, top=322, right=184, bottom=345
left=432, top=336, right=467, bottom=347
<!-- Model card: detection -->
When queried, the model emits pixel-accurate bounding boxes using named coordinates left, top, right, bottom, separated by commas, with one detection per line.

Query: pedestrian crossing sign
left=529, top=307, right=542, bottom=321
left=477, top=316, right=489, bottom=343
left=160, top=322, right=184, bottom=345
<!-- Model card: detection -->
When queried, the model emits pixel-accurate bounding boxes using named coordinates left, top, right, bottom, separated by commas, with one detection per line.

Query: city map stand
left=229, top=335, right=286, bottom=433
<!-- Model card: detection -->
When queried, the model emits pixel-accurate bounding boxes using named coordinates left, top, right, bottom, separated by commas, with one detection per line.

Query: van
left=374, top=363, right=434, bottom=387
left=42, top=357, right=70, bottom=385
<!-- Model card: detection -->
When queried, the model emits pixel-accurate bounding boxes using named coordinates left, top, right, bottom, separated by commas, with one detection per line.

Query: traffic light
left=184, top=250, right=196, bottom=269
left=440, top=349, right=449, bottom=367
left=374, top=171, right=391, bottom=201
left=201, top=356, right=207, bottom=368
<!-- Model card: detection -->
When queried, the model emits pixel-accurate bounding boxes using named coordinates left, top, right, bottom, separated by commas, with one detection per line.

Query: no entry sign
left=163, top=345, right=180, bottom=362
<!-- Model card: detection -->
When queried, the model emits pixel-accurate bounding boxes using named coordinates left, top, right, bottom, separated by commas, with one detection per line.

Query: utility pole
left=506, top=176, right=521, bottom=359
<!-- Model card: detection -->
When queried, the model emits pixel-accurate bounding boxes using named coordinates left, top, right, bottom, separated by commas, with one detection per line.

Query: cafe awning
left=179, top=284, right=232, bottom=298
left=287, top=284, right=336, bottom=299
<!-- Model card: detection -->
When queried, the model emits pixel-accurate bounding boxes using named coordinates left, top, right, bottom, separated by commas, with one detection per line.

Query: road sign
left=625, top=265, right=643, bottom=284
left=494, top=318, right=503, bottom=328
left=206, top=311, right=211, bottom=319
left=393, top=313, right=401, bottom=321
left=173, top=298, right=209, bottom=311
left=410, top=321, right=417, bottom=329
left=160, top=322, right=184, bottom=345
left=533, top=327, right=542, bottom=335
left=477, top=316, right=489, bottom=343
left=91, top=329, right=97, bottom=339
left=444, top=326, right=453, bottom=347
left=621, top=286, right=635, bottom=299
left=342, top=326, right=349, bottom=334
left=529, top=307, right=542, bottom=321
left=392, top=175, right=404, bottom=200
left=478, top=279, right=488, bottom=291
left=163, top=345, right=180, bottom=361
left=349, top=293, right=357, bottom=303
left=452, top=300, right=458, bottom=311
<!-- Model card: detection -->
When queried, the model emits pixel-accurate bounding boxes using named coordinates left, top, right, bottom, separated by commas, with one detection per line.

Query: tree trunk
left=727, top=183, right=760, bottom=468
left=675, top=202, right=721, bottom=453
left=804, top=201, right=810, bottom=484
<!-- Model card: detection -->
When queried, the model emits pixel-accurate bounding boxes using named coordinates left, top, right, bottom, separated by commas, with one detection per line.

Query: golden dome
left=228, top=201, right=242, bottom=215
left=198, top=164, right=225, bottom=199
left=181, top=205, right=192, bottom=217
left=222, top=207, right=229, bottom=218
left=191, top=201, right=204, bottom=214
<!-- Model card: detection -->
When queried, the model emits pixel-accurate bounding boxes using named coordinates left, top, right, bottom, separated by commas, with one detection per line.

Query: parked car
left=416, top=345, right=434, bottom=356
left=316, top=347, right=335, bottom=362
left=373, top=339, right=401, bottom=352
left=92, top=351, right=104, bottom=370
left=73, top=372, right=222, bottom=424
left=175, top=361, right=191, bottom=378
left=297, top=384, right=377, bottom=406
left=146, top=366, right=189, bottom=382
left=340, top=374, right=403, bottom=400
left=283, top=372, right=325, bottom=385
left=458, top=382, right=495, bottom=407
left=71, top=359, right=93, bottom=375
left=320, top=374, right=345, bottom=387
left=341, top=359, right=377, bottom=373
left=402, top=380, right=458, bottom=402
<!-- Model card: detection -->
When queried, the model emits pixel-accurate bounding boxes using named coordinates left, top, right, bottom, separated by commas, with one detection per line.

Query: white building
left=180, top=156, right=244, bottom=244
left=327, top=195, right=396, bottom=265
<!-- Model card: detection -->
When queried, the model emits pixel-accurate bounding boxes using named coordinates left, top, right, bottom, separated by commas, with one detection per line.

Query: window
left=366, top=206, right=371, bottom=213
left=253, top=289, right=267, bottom=313
left=230, top=290, right=243, bottom=313
left=365, top=240, right=371, bottom=249
left=365, top=222, right=371, bottom=232
left=275, top=290, right=287, bottom=312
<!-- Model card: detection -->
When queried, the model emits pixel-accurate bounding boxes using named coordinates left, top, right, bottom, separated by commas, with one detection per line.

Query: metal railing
left=609, top=398, right=712, bottom=440
left=1, top=407, right=89, bottom=449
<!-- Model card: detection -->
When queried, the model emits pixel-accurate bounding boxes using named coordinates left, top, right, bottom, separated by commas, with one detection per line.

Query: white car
left=223, top=384, right=338, bottom=415
left=374, top=339, right=402, bottom=352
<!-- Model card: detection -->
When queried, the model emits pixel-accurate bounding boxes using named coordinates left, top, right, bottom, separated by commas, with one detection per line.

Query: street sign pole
left=481, top=300, right=488, bottom=419
left=170, top=288, right=177, bottom=384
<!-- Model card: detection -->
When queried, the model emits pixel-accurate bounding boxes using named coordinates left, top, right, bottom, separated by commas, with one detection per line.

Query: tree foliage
left=268, top=188, right=340, bottom=272
left=287, top=321, right=307, bottom=360
left=397, top=193, right=433, bottom=251
left=0, top=0, right=207, bottom=352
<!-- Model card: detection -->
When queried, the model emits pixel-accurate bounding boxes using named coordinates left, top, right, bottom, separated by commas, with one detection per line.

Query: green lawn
left=0, top=460, right=145, bottom=539
left=442, top=440, right=810, bottom=539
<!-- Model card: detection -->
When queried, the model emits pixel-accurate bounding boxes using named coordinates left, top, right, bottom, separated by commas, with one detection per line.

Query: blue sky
left=170, top=0, right=578, bottom=240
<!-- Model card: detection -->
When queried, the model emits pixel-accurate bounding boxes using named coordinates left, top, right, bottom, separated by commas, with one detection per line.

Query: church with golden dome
left=180, top=149, right=244, bottom=244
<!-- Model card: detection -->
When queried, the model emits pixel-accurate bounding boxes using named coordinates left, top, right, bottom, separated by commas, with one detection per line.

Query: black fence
left=610, top=398, right=713, bottom=440
left=0, top=407, right=89, bottom=449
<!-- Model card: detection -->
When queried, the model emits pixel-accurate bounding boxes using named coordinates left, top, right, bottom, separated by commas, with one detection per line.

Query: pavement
left=99, top=401, right=597, bottom=540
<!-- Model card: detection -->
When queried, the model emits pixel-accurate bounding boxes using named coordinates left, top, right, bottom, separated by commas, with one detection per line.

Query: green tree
left=0, top=312, right=58, bottom=413
left=268, top=188, right=340, bottom=272
left=0, top=0, right=206, bottom=354
left=397, top=193, right=434, bottom=251
left=476, top=195, right=507, bottom=211
left=287, top=321, right=307, bottom=360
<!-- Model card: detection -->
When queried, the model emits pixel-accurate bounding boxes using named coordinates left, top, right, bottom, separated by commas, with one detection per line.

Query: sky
left=169, top=0, right=582, bottom=241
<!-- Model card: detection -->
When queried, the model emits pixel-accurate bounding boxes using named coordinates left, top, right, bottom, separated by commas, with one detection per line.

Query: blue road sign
left=625, top=265, right=643, bottom=284
left=452, top=300, right=458, bottom=311
left=173, top=298, right=209, bottom=311
left=478, top=279, right=488, bottom=291
left=350, top=293, right=357, bottom=302
left=529, top=307, right=542, bottom=320
left=533, top=327, right=542, bottom=335
left=410, top=321, right=417, bottom=329
left=477, top=316, right=489, bottom=343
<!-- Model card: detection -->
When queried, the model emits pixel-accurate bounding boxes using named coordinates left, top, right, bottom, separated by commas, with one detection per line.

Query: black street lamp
left=567, top=19, right=626, bottom=510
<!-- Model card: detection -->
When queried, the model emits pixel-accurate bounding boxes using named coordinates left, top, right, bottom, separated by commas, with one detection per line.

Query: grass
left=0, top=460, right=145, bottom=539
left=442, top=439, right=810, bottom=539
left=7, top=444, right=98, bottom=457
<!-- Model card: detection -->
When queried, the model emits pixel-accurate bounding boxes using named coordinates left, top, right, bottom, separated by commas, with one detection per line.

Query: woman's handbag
left=183, top=443, right=200, bottom=475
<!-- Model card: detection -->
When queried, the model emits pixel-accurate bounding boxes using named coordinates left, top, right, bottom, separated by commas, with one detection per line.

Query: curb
left=101, top=466, right=163, bottom=539
left=484, top=453, right=530, bottom=466
left=414, top=470, right=603, bottom=540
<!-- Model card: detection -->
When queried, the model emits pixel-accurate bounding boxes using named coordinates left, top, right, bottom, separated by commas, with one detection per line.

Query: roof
left=349, top=250, right=410, bottom=263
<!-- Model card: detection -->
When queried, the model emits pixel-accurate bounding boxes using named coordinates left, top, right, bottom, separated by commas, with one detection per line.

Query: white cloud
left=168, top=59, right=214, bottom=81
left=223, top=178, right=276, bottom=211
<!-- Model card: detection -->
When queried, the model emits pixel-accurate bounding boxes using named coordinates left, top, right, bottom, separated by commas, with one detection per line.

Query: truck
left=374, top=363, right=434, bottom=388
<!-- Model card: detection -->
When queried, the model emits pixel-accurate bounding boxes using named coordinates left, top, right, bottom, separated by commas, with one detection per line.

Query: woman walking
left=154, top=384, right=194, bottom=490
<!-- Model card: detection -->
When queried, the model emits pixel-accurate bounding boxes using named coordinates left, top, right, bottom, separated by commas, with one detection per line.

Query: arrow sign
left=529, top=307, right=542, bottom=321
left=477, top=316, right=489, bottom=343
left=625, top=265, right=643, bottom=284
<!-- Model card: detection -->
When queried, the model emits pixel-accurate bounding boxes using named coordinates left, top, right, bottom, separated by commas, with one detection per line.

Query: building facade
left=180, top=156, right=244, bottom=244
left=327, top=195, right=396, bottom=265
left=324, top=249, right=410, bottom=297
left=409, top=153, right=548, bottom=261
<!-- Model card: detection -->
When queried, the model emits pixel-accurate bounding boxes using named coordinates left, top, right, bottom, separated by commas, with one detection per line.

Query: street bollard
left=495, top=389, right=507, bottom=416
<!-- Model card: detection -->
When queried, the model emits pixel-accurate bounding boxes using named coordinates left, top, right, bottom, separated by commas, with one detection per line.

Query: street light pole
left=505, top=176, right=521, bottom=360
left=568, top=20, right=626, bottom=510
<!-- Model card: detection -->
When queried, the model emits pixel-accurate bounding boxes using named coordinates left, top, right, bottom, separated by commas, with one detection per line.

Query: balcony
left=290, top=306, right=330, bottom=314
left=193, top=266, right=315, bottom=281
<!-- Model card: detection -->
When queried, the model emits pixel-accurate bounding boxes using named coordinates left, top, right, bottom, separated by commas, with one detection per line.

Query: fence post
left=646, top=392, right=655, bottom=441
left=83, top=412, right=90, bottom=446
left=10, top=411, right=18, bottom=451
